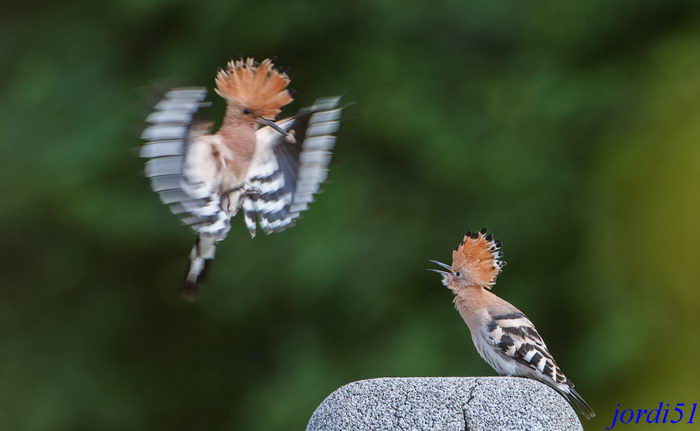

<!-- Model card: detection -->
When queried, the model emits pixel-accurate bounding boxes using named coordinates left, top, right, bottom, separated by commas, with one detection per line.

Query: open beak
left=257, top=117, right=296, bottom=142
left=428, top=259, right=452, bottom=276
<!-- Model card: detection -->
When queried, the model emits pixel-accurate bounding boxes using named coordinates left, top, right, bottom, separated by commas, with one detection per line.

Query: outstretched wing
left=241, top=97, right=341, bottom=236
left=486, top=312, right=569, bottom=386
left=140, top=88, right=230, bottom=238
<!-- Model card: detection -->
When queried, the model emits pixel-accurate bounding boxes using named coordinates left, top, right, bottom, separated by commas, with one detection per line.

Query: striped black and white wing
left=241, top=97, right=341, bottom=236
left=485, top=312, right=596, bottom=419
left=140, top=88, right=230, bottom=238
left=486, top=312, right=569, bottom=386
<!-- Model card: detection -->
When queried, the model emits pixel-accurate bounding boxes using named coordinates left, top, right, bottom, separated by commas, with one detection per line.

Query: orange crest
left=215, top=58, right=294, bottom=119
left=451, top=228, right=505, bottom=288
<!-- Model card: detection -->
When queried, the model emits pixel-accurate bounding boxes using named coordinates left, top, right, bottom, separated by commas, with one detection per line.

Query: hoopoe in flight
left=430, top=229, right=595, bottom=420
left=141, top=58, right=341, bottom=298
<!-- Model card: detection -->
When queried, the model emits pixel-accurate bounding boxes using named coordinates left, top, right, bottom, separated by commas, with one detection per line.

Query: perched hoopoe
left=141, top=58, right=341, bottom=298
left=430, top=229, right=595, bottom=420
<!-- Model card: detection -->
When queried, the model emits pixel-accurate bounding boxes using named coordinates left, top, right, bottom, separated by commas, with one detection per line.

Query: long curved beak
left=428, top=259, right=452, bottom=276
left=257, top=117, right=295, bottom=142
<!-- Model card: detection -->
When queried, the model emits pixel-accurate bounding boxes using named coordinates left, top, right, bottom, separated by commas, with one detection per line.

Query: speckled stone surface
left=306, top=377, right=583, bottom=431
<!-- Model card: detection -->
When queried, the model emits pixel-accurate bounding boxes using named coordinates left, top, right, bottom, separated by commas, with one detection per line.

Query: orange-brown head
left=215, top=58, right=294, bottom=126
left=430, top=228, right=505, bottom=291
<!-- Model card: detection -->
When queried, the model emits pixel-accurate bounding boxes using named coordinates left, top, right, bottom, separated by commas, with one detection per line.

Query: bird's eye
left=242, top=108, right=252, bottom=115
left=454, top=271, right=461, bottom=277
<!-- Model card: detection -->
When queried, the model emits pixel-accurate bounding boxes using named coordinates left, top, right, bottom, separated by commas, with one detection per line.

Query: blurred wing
left=140, top=88, right=230, bottom=237
left=242, top=97, right=341, bottom=236
left=486, top=312, right=569, bottom=385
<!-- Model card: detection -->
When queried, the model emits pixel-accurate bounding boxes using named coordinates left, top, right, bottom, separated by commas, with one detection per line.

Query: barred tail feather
left=562, top=386, right=596, bottom=420
left=183, top=235, right=217, bottom=300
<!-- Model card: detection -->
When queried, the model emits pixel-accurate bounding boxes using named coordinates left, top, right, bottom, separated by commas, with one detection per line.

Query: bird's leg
left=229, top=182, right=263, bottom=205
left=243, top=185, right=263, bottom=200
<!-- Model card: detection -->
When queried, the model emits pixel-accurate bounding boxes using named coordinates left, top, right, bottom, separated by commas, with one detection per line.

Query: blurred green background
left=2, top=0, right=699, bottom=430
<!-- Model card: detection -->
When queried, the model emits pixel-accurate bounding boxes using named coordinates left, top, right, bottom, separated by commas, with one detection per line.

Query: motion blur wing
left=242, top=97, right=341, bottom=236
left=140, top=88, right=230, bottom=237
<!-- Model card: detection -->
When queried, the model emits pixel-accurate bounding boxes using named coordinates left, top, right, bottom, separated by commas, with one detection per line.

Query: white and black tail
left=560, top=385, right=596, bottom=420
left=183, top=235, right=218, bottom=300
